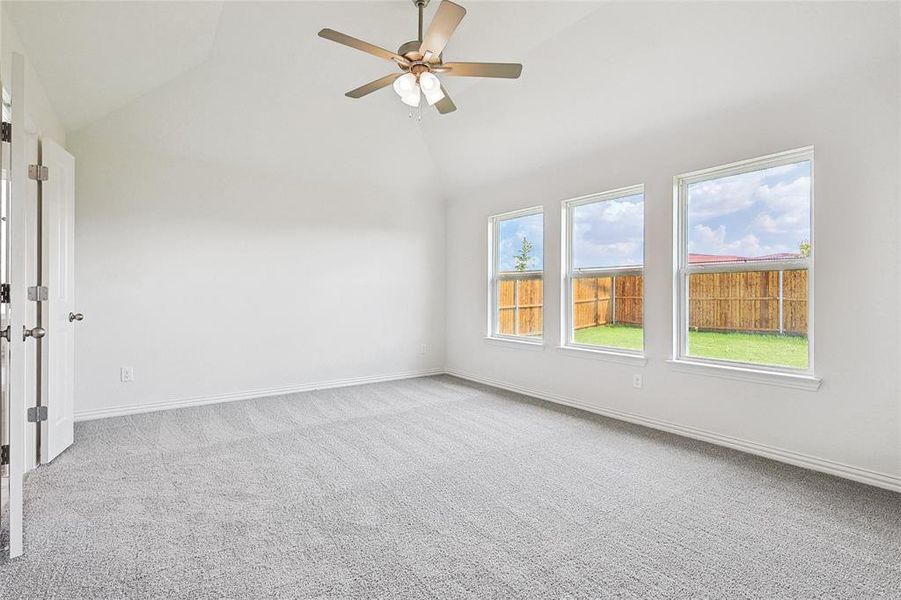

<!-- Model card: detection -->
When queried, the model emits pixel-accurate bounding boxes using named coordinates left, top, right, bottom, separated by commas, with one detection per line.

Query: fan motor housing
left=398, top=40, right=424, bottom=61
left=398, top=40, right=443, bottom=71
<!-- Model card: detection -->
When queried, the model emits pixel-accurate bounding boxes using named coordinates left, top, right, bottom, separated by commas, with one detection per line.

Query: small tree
left=799, top=240, right=811, bottom=258
left=513, top=237, right=534, bottom=272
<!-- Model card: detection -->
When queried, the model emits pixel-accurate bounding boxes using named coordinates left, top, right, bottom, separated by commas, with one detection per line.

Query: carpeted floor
left=0, top=375, right=899, bottom=599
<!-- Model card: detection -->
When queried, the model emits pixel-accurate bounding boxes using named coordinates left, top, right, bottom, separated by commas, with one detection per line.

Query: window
left=563, top=186, right=644, bottom=353
left=489, top=207, right=544, bottom=341
left=676, top=148, right=813, bottom=371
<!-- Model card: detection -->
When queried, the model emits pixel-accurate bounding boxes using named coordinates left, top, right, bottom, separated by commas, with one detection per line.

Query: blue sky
left=572, top=193, right=644, bottom=269
left=498, top=213, right=543, bottom=271
left=688, top=160, right=811, bottom=258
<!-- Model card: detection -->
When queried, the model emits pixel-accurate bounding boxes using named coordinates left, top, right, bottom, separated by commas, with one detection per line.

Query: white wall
left=1, top=13, right=65, bottom=146
left=62, top=0, right=454, bottom=419
left=445, top=56, right=901, bottom=487
left=68, top=139, right=446, bottom=418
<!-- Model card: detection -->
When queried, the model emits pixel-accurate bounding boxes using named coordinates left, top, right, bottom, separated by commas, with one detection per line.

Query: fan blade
left=435, top=84, right=457, bottom=114
left=443, top=62, right=523, bottom=79
left=345, top=73, right=402, bottom=99
left=419, top=1, right=466, bottom=57
left=318, top=29, right=410, bottom=66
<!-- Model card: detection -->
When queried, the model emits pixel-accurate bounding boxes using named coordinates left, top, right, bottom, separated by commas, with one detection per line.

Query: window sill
left=484, top=336, right=545, bottom=351
left=557, top=345, right=647, bottom=366
left=666, top=359, right=821, bottom=391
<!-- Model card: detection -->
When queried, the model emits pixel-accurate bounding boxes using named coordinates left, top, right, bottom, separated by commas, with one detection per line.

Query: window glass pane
left=498, top=213, right=543, bottom=272
left=687, top=161, right=811, bottom=265
left=494, top=212, right=543, bottom=339
left=684, top=158, right=811, bottom=368
left=572, top=193, right=644, bottom=269
left=569, top=192, right=644, bottom=351
left=687, top=269, right=808, bottom=368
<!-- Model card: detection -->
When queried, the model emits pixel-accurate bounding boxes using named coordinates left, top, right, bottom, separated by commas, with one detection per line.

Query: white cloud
left=751, top=175, right=810, bottom=234
left=687, top=173, right=763, bottom=221
left=689, top=224, right=789, bottom=257
left=597, top=198, right=643, bottom=224
left=571, top=197, right=644, bottom=268
left=757, top=175, right=810, bottom=209
left=573, top=239, right=643, bottom=268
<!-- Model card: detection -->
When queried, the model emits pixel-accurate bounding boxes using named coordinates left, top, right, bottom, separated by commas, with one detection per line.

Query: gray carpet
left=0, top=375, right=898, bottom=599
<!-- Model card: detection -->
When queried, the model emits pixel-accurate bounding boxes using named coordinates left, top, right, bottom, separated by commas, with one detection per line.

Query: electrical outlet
left=419, top=343, right=428, bottom=355
left=632, top=374, right=643, bottom=389
left=120, top=367, right=134, bottom=383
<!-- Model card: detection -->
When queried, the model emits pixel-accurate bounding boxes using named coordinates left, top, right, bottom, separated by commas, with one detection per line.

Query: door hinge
left=27, top=406, right=48, bottom=423
left=28, top=164, right=48, bottom=181
left=0, top=283, right=9, bottom=304
left=1, top=444, right=8, bottom=465
left=28, top=286, right=48, bottom=302
left=1, top=122, right=10, bottom=143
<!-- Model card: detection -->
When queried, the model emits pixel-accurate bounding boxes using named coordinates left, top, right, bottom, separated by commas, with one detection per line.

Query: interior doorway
left=0, top=52, right=77, bottom=559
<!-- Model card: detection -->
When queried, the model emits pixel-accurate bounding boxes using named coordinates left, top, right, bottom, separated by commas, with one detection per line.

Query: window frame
left=674, top=147, right=815, bottom=375
left=487, top=206, right=545, bottom=344
left=561, top=185, right=646, bottom=356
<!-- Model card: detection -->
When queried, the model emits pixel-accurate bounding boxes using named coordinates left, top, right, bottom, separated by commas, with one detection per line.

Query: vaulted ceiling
left=6, top=1, right=899, bottom=192
left=5, top=1, right=224, bottom=132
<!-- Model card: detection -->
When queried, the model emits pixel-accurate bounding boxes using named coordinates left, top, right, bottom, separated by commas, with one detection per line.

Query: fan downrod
left=414, top=0, right=430, bottom=41
left=399, top=0, right=438, bottom=65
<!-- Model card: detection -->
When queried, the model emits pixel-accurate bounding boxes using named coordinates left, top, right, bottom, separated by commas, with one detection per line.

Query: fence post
left=612, top=274, right=617, bottom=325
left=514, top=279, right=520, bottom=336
left=778, top=270, right=784, bottom=334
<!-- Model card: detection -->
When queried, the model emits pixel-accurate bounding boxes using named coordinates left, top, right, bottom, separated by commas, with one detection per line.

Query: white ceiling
left=5, top=0, right=225, bottom=132
left=6, top=1, right=598, bottom=133
left=6, top=1, right=899, bottom=191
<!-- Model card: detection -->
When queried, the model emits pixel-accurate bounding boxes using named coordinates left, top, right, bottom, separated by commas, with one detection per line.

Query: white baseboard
left=446, top=369, right=901, bottom=494
left=74, top=368, right=445, bottom=422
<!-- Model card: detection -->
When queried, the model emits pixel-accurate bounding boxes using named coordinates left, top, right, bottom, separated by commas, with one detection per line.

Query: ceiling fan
left=318, top=0, right=522, bottom=114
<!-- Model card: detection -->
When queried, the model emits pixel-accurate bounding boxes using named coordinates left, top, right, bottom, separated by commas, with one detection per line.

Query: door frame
left=6, top=52, right=28, bottom=559
left=24, top=122, right=38, bottom=471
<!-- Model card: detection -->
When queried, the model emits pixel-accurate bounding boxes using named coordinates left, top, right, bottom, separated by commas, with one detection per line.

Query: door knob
left=23, top=326, right=46, bottom=341
left=0, top=326, right=9, bottom=341
left=68, top=312, right=84, bottom=322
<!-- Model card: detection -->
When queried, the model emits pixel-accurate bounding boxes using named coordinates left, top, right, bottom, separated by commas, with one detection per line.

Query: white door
left=40, top=140, right=75, bottom=463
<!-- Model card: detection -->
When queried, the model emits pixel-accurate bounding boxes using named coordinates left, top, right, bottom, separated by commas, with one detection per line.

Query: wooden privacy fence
left=688, top=269, right=807, bottom=335
left=498, top=269, right=808, bottom=336
left=573, top=274, right=644, bottom=329
left=498, top=278, right=543, bottom=336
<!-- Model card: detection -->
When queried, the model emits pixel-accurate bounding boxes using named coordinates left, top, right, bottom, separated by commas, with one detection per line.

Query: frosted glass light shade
left=400, top=87, right=421, bottom=107
left=393, top=73, right=417, bottom=96
left=418, top=72, right=445, bottom=105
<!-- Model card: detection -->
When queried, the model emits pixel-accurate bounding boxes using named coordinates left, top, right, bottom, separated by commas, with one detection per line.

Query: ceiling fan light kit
left=318, top=0, right=523, bottom=115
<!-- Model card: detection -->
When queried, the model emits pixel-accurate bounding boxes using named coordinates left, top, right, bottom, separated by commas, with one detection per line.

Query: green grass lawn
left=574, top=324, right=645, bottom=351
left=573, top=324, right=808, bottom=368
